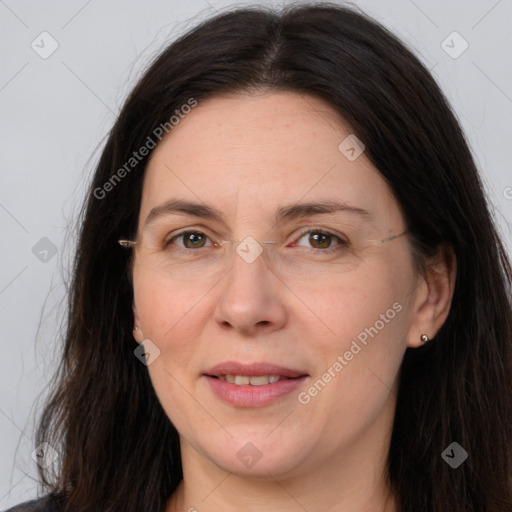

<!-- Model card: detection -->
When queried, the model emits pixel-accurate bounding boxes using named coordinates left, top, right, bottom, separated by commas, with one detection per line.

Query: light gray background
left=1, top=0, right=511, bottom=507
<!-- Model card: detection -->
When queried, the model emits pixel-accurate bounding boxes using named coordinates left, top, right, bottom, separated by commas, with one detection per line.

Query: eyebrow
left=143, top=199, right=371, bottom=228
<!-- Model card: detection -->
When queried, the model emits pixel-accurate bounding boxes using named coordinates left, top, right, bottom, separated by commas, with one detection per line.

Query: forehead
left=139, top=91, right=403, bottom=230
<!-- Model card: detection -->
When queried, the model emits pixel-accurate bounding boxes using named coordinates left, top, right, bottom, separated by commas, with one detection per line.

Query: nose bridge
left=214, top=236, right=286, bottom=334
left=218, top=236, right=275, bottom=284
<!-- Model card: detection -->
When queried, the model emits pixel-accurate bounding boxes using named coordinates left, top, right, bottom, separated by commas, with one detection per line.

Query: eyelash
left=163, top=228, right=349, bottom=255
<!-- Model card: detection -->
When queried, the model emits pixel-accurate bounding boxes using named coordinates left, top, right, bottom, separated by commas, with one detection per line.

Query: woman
left=6, top=2, right=512, bottom=511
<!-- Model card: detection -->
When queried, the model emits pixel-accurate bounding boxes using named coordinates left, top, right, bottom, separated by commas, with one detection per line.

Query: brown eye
left=294, top=230, right=346, bottom=252
left=165, top=231, right=211, bottom=249
left=184, top=232, right=207, bottom=248
left=308, top=232, right=332, bottom=249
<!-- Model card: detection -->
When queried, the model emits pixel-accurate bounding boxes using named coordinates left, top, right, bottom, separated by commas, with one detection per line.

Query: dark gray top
left=3, top=495, right=61, bottom=512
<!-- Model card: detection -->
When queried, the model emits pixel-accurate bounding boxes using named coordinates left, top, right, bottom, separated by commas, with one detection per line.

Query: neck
left=169, top=469, right=397, bottom=512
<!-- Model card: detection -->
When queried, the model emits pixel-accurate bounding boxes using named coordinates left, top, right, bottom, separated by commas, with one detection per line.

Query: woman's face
left=132, top=91, right=424, bottom=479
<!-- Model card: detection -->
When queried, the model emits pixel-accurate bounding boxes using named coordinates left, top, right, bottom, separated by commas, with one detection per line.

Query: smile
left=215, top=374, right=289, bottom=385
left=203, top=361, right=309, bottom=407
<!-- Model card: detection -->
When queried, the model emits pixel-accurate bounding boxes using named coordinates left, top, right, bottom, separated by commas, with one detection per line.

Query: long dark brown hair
left=34, top=3, right=512, bottom=511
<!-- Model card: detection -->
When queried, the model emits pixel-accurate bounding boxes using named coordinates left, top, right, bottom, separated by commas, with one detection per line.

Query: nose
left=213, top=241, right=287, bottom=336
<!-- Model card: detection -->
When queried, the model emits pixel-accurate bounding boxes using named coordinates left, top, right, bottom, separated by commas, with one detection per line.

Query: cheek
left=134, top=262, right=209, bottom=325
left=132, top=267, right=209, bottom=367
left=303, top=290, right=407, bottom=445
left=306, top=261, right=411, bottom=396
left=132, top=270, right=207, bottom=429
left=311, top=264, right=410, bottom=344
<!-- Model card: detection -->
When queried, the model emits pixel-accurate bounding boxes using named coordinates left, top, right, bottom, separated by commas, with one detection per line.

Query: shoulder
left=3, top=494, right=62, bottom=512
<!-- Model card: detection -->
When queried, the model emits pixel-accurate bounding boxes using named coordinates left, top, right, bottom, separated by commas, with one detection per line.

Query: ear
left=406, top=244, right=457, bottom=348
left=132, top=301, right=144, bottom=344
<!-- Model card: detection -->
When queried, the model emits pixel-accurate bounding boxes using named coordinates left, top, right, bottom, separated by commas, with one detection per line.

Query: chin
left=199, top=432, right=311, bottom=478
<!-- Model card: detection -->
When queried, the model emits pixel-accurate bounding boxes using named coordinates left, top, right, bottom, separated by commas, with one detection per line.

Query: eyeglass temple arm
left=374, top=231, right=408, bottom=243
left=118, top=240, right=136, bottom=248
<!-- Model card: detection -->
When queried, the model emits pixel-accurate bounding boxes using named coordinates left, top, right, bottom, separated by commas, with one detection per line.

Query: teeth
left=249, top=375, right=272, bottom=386
left=217, top=374, right=284, bottom=386
left=235, top=375, right=250, bottom=385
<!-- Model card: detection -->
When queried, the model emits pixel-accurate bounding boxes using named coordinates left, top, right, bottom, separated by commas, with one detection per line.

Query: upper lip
left=204, top=361, right=308, bottom=378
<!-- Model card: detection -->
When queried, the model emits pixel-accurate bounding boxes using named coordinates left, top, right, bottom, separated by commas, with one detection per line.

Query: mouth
left=203, top=362, right=309, bottom=407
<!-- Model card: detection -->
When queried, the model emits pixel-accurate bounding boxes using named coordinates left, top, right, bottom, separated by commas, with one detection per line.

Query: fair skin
left=131, top=91, right=456, bottom=511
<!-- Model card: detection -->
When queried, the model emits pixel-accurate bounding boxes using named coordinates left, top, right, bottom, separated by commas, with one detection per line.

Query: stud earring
left=420, top=334, right=429, bottom=343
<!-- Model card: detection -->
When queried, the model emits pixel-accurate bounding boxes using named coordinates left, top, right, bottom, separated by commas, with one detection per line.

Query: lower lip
left=204, top=375, right=308, bottom=407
